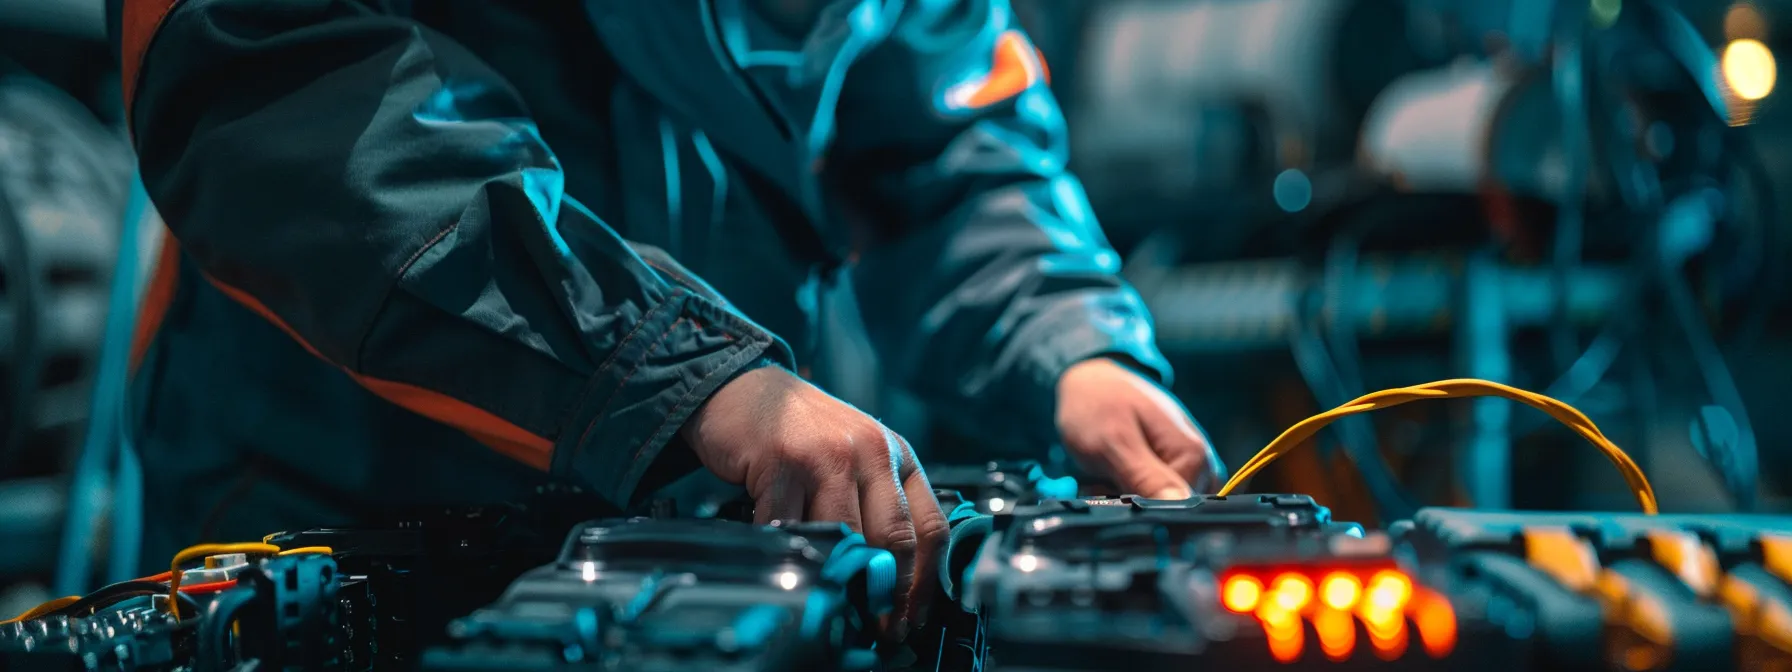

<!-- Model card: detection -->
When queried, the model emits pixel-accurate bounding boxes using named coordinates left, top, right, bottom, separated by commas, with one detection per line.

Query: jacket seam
left=615, top=336, right=766, bottom=499
left=549, top=288, right=684, bottom=442
left=626, top=320, right=748, bottom=467
left=563, top=308, right=687, bottom=472
left=350, top=217, right=460, bottom=373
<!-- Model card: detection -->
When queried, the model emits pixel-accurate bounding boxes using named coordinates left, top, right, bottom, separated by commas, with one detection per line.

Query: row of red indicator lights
left=1220, top=569, right=1458, bottom=663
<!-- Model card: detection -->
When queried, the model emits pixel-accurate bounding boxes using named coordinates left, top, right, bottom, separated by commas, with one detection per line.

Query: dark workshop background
left=1, top=0, right=1787, bottom=612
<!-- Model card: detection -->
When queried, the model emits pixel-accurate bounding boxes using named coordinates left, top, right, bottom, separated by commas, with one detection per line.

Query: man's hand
left=1056, top=358, right=1224, bottom=499
left=682, top=366, right=948, bottom=641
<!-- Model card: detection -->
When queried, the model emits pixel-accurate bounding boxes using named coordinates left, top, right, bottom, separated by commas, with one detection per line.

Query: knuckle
left=915, top=511, right=949, bottom=547
left=881, top=524, right=920, bottom=556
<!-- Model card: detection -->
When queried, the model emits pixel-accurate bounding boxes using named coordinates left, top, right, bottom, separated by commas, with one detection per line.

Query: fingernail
left=1150, top=487, right=1192, bottom=500
left=894, top=618, right=911, bottom=642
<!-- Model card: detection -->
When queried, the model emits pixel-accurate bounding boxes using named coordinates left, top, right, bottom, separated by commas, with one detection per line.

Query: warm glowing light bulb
left=1258, top=604, right=1305, bottom=663
left=1366, top=571, right=1413, bottom=612
left=1724, top=39, right=1777, bottom=101
left=1270, top=574, right=1315, bottom=611
left=1314, top=607, right=1357, bottom=661
left=1413, top=592, right=1460, bottom=658
left=1320, top=572, right=1363, bottom=610
left=1222, top=576, right=1264, bottom=613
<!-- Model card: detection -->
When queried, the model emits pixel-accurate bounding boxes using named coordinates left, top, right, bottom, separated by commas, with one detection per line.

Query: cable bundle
left=4, top=543, right=332, bottom=624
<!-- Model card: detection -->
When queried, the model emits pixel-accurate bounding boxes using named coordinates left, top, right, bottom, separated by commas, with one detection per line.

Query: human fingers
left=1102, top=417, right=1193, bottom=499
left=753, top=469, right=807, bottom=525
left=895, top=433, right=947, bottom=636
left=855, top=428, right=920, bottom=641
left=1139, top=406, right=1223, bottom=492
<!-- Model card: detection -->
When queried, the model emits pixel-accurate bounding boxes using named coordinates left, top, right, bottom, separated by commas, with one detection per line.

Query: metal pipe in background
left=0, top=0, right=106, bottom=40
left=1457, top=252, right=1513, bottom=510
left=1130, top=257, right=1628, bottom=353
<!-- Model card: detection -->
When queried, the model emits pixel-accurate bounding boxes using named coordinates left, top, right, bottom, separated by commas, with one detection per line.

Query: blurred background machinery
left=0, top=1, right=144, bottom=615
left=1007, top=0, right=1792, bottom=524
left=0, top=0, right=1788, bottom=620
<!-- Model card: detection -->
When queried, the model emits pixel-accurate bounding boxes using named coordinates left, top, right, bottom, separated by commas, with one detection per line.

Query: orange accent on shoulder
left=948, top=30, right=1049, bottom=111
left=129, top=227, right=182, bottom=373
left=120, top=0, right=184, bottom=126
left=201, top=275, right=555, bottom=471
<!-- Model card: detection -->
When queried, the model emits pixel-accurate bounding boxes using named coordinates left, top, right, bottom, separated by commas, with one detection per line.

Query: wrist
left=1091, top=353, right=1163, bottom=383
left=680, top=356, right=782, bottom=446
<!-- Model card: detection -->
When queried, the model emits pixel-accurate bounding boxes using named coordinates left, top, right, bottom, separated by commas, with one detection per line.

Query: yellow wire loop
left=2, top=596, right=80, bottom=624
left=168, top=543, right=282, bottom=620
left=1215, top=378, right=1658, bottom=515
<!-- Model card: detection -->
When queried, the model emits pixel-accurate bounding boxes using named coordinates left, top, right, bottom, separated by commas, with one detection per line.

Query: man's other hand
left=1056, top=358, right=1224, bottom=499
left=681, top=366, right=947, bottom=642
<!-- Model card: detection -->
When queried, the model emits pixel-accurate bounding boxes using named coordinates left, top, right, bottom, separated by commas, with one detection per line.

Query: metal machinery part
left=1071, top=0, right=1753, bottom=514
left=6, top=477, right=1792, bottom=671
left=0, top=71, right=143, bottom=464
left=0, top=70, right=146, bottom=579
left=972, top=492, right=1792, bottom=671
left=422, top=518, right=898, bottom=672
left=1359, top=61, right=1565, bottom=201
left=1059, top=0, right=1424, bottom=250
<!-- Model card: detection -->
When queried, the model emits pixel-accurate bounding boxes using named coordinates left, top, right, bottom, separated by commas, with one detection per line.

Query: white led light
left=989, top=498, right=1007, bottom=513
left=581, top=562, right=598, bottom=582
left=777, top=571, right=801, bottom=591
left=1013, top=553, right=1040, bottom=573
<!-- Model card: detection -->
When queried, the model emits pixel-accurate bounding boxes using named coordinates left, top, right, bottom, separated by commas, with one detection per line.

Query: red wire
left=139, top=571, right=173, bottom=583
left=178, top=579, right=238, bottom=594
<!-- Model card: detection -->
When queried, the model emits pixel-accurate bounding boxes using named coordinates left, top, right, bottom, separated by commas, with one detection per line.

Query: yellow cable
left=168, top=543, right=281, bottom=620
left=1217, top=379, right=1659, bottom=515
left=276, top=546, right=333, bottom=556
left=2, top=596, right=81, bottom=624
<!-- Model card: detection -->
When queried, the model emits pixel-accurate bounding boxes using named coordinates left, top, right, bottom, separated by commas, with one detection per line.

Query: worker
left=114, top=0, right=1221, bottom=636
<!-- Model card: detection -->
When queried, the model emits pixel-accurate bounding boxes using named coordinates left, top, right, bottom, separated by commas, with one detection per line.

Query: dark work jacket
left=114, top=0, right=1173, bottom=551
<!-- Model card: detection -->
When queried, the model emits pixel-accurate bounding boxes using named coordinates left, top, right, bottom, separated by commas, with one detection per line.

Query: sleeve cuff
left=552, top=290, right=796, bottom=506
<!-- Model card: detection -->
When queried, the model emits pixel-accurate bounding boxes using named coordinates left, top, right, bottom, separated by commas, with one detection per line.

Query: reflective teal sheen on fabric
left=122, top=0, right=1171, bottom=557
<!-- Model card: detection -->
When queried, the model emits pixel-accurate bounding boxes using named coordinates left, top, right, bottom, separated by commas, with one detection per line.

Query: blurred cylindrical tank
left=1047, top=0, right=1427, bottom=252
left=1359, top=61, right=1567, bottom=202
left=1074, top=0, right=1352, bottom=169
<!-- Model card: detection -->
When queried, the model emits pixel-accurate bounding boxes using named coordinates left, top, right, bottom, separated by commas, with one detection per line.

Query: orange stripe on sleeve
left=202, top=276, right=555, bottom=471
left=117, top=2, right=554, bottom=472
left=120, top=0, right=183, bottom=127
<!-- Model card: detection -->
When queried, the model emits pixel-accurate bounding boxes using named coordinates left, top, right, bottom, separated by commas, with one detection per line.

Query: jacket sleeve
left=831, top=0, right=1172, bottom=446
left=123, top=0, right=792, bottom=506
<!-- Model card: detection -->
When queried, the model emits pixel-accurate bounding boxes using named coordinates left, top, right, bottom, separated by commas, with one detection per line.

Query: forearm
left=128, top=0, right=791, bottom=504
